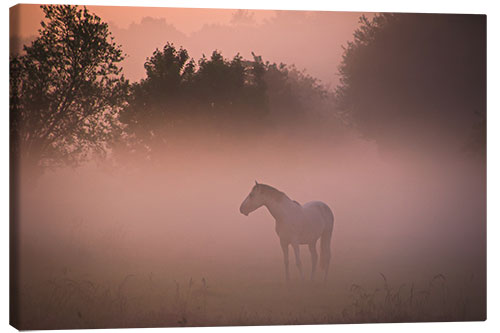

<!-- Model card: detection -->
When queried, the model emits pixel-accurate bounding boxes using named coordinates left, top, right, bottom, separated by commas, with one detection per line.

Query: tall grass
left=341, top=273, right=478, bottom=323
left=17, top=270, right=481, bottom=329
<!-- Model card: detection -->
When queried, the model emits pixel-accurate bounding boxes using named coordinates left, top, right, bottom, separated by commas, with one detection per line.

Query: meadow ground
left=12, top=141, right=486, bottom=329
left=15, top=239, right=485, bottom=330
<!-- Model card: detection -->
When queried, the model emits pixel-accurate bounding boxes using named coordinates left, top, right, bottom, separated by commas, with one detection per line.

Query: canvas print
left=9, top=4, right=486, bottom=330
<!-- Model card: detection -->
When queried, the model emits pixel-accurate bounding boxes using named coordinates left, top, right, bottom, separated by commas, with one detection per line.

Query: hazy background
left=10, top=4, right=486, bottom=329
left=10, top=5, right=368, bottom=86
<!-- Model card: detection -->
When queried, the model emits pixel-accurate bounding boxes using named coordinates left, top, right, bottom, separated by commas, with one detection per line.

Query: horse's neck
left=264, top=195, right=295, bottom=222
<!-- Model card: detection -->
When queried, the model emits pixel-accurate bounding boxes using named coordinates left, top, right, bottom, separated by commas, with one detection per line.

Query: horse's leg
left=280, top=239, right=290, bottom=281
left=308, top=241, right=318, bottom=281
left=324, top=258, right=330, bottom=283
left=291, top=243, right=304, bottom=280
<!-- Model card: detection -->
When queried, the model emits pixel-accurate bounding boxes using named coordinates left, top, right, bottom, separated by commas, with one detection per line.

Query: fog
left=10, top=5, right=485, bottom=329
left=14, top=129, right=485, bottom=328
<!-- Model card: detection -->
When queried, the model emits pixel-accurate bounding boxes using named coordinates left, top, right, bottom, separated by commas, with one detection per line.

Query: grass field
left=15, top=240, right=484, bottom=330
left=12, top=145, right=486, bottom=329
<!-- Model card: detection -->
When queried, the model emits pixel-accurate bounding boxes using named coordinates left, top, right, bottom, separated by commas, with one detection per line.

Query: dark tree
left=335, top=13, right=486, bottom=154
left=10, top=5, right=129, bottom=174
left=193, top=51, right=268, bottom=126
left=120, top=45, right=269, bottom=157
left=119, top=43, right=195, bottom=154
left=263, top=62, right=336, bottom=134
left=120, top=42, right=342, bottom=160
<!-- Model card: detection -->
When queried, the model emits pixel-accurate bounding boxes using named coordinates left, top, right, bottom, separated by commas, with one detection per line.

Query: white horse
left=239, top=181, right=334, bottom=281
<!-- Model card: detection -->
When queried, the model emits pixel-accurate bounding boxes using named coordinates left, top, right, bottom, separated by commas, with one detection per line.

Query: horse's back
left=303, top=201, right=334, bottom=225
left=298, top=201, right=334, bottom=243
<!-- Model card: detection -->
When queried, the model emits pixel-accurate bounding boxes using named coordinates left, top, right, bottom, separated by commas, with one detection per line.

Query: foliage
left=263, top=62, right=335, bottom=129
left=119, top=43, right=337, bottom=158
left=343, top=273, right=478, bottom=323
left=335, top=14, right=486, bottom=153
left=10, top=5, right=129, bottom=171
left=10, top=6, right=343, bottom=167
left=121, top=45, right=269, bottom=128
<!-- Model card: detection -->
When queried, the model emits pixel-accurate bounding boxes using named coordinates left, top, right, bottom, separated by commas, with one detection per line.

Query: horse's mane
left=257, top=184, right=299, bottom=205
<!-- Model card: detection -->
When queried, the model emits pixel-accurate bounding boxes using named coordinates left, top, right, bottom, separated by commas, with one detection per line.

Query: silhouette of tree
left=263, top=62, right=335, bottom=132
left=119, top=43, right=194, bottom=154
left=335, top=13, right=486, bottom=154
left=192, top=51, right=268, bottom=126
left=10, top=5, right=128, bottom=174
left=120, top=45, right=269, bottom=157
left=120, top=43, right=341, bottom=160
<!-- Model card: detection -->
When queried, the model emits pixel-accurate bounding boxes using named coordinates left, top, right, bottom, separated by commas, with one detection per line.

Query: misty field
left=16, top=261, right=480, bottom=329
left=13, top=137, right=486, bottom=329
left=10, top=5, right=486, bottom=330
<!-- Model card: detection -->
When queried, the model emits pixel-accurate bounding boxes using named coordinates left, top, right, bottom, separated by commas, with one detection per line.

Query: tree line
left=10, top=6, right=486, bottom=176
left=11, top=5, right=335, bottom=172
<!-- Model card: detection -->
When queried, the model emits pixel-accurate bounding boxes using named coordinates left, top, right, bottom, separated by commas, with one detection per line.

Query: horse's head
left=240, top=181, right=266, bottom=216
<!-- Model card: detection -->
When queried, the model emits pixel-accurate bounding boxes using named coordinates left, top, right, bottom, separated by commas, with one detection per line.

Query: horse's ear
left=255, top=180, right=259, bottom=185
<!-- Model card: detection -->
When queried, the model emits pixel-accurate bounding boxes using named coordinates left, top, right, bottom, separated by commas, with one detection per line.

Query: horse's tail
left=319, top=204, right=334, bottom=271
